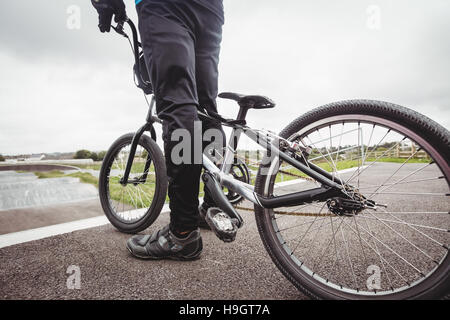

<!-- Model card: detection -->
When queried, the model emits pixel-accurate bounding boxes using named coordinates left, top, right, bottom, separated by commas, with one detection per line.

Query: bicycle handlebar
left=112, top=19, right=142, bottom=77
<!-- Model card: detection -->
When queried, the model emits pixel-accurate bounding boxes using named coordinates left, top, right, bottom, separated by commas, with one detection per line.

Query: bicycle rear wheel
left=99, top=133, right=167, bottom=233
left=254, top=100, right=450, bottom=299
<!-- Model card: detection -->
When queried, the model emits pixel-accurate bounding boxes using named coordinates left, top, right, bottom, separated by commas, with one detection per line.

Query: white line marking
left=275, top=166, right=367, bottom=187
left=0, top=203, right=170, bottom=249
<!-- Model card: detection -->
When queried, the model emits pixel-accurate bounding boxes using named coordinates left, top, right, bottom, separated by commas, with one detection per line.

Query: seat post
left=236, top=106, right=248, bottom=121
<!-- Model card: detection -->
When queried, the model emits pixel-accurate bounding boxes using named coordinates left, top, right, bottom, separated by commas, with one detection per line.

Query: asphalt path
left=0, top=208, right=304, bottom=300
left=0, top=199, right=103, bottom=235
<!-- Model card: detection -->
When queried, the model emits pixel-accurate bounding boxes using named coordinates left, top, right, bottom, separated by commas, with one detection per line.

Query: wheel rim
left=262, top=115, right=450, bottom=296
left=105, top=141, right=157, bottom=224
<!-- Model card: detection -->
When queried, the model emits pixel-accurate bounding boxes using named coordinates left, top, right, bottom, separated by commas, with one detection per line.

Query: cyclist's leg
left=136, top=2, right=202, bottom=233
left=201, top=120, right=226, bottom=211
left=194, top=6, right=226, bottom=210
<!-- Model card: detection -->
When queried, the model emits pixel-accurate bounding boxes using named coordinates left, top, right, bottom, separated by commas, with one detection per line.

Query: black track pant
left=137, top=0, right=225, bottom=231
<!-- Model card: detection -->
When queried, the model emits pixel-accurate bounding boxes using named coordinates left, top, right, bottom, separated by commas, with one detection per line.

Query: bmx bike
left=97, top=19, right=450, bottom=299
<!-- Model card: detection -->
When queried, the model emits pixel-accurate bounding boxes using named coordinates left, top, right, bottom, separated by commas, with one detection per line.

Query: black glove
left=91, top=0, right=127, bottom=33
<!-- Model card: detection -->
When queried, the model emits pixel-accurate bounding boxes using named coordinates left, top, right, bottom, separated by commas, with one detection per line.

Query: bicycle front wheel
left=99, top=133, right=167, bottom=234
left=254, top=100, right=450, bottom=299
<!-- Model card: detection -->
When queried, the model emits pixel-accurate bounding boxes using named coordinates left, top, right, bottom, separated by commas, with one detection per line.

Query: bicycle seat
left=218, top=92, right=275, bottom=109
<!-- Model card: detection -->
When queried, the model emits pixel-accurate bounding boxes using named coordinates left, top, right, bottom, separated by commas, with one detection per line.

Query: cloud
left=0, top=0, right=138, bottom=63
left=0, top=0, right=449, bottom=155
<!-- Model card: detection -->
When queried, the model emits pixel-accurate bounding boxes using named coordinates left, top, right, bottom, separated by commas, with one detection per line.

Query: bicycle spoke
left=136, top=184, right=154, bottom=206
left=365, top=211, right=439, bottom=264
left=337, top=216, right=424, bottom=276
left=367, top=162, right=433, bottom=195
left=346, top=138, right=406, bottom=185
left=334, top=123, right=345, bottom=165
left=357, top=122, right=361, bottom=190
left=357, top=176, right=444, bottom=189
left=313, top=129, right=344, bottom=184
left=360, top=124, right=375, bottom=169
left=293, top=204, right=328, bottom=263
left=379, top=208, right=448, bottom=249
left=357, top=215, right=449, bottom=234
left=339, top=221, right=358, bottom=289
left=369, top=191, right=447, bottom=196
left=106, top=143, right=155, bottom=222
left=353, top=215, right=368, bottom=268
left=345, top=129, right=393, bottom=183
left=261, top=117, right=448, bottom=296
left=313, top=216, right=346, bottom=272
left=290, top=215, right=323, bottom=260
left=308, top=145, right=361, bottom=162
left=307, top=127, right=360, bottom=146
left=340, top=215, right=410, bottom=287
left=367, top=147, right=422, bottom=199
left=129, top=184, right=146, bottom=209
left=359, top=214, right=395, bottom=291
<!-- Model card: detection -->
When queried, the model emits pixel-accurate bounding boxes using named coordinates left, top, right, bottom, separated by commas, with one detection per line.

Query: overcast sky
left=0, top=0, right=449, bottom=155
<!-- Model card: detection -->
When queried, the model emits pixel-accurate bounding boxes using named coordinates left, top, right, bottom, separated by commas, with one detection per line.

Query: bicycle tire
left=99, top=132, right=167, bottom=234
left=254, top=99, right=450, bottom=299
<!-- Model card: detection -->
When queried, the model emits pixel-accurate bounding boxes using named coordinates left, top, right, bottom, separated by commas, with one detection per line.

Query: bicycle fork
left=120, top=97, right=159, bottom=186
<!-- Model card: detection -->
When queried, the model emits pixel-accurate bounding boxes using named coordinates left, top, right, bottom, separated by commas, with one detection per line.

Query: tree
left=90, top=152, right=98, bottom=161
left=74, top=149, right=92, bottom=159
left=97, top=151, right=107, bottom=161
left=0, top=154, right=5, bottom=162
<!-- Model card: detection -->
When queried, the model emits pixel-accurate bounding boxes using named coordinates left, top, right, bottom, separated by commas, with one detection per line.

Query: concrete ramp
left=0, top=171, right=98, bottom=211
left=0, top=171, right=38, bottom=183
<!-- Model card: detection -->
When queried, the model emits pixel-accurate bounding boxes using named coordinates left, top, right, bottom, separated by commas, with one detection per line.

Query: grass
left=34, top=170, right=66, bottom=179
left=273, top=160, right=360, bottom=183
left=272, top=156, right=430, bottom=183
left=34, top=170, right=99, bottom=186
left=68, top=172, right=99, bottom=186
left=364, top=157, right=429, bottom=164
left=107, top=176, right=156, bottom=208
left=70, top=163, right=103, bottom=170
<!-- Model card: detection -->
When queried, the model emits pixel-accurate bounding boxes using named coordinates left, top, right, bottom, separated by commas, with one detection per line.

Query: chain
left=234, top=205, right=334, bottom=217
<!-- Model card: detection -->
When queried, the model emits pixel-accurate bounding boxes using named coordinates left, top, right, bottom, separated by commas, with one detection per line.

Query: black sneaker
left=126, top=225, right=202, bottom=261
left=198, top=204, right=211, bottom=230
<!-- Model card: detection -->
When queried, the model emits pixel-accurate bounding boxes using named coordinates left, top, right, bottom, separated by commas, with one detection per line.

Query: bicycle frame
left=120, top=94, right=346, bottom=211
left=201, top=118, right=345, bottom=209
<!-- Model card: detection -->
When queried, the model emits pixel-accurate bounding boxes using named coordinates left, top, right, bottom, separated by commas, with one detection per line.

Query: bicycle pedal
left=205, top=207, right=238, bottom=243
